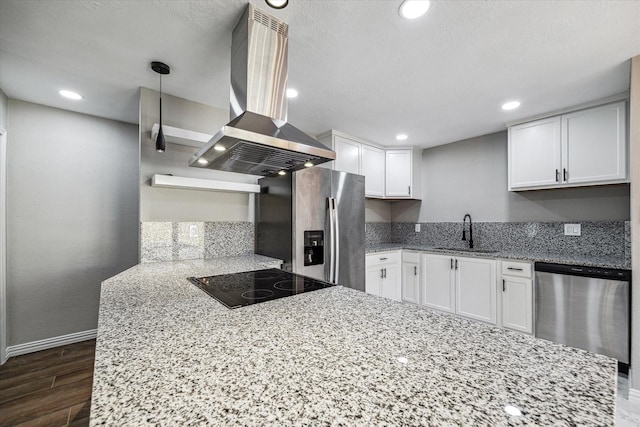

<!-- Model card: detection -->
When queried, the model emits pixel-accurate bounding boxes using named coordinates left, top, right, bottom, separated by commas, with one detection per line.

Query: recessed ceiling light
left=197, top=158, right=209, bottom=165
left=59, top=90, right=83, bottom=100
left=286, top=88, right=298, bottom=98
left=278, top=170, right=287, bottom=176
left=399, top=0, right=431, bottom=19
left=504, top=405, right=523, bottom=417
left=265, top=0, right=288, bottom=9
left=214, top=145, right=226, bottom=152
left=502, top=101, right=521, bottom=111
left=396, top=134, right=408, bottom=141
left=304, top=161, right=314, bottom=168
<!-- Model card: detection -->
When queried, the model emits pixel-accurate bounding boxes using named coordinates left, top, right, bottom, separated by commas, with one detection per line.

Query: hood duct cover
left=189, top=4, right=335, bottom=176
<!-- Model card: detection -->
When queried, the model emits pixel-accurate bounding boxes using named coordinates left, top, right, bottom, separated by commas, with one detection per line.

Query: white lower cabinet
left=365, top=251, right=401, bottom=302
left=401, top=251, right=421, bottom=304
left=422, top=254, right=497, bottom=325
left=500, top=260, right=533, bottom=334
left=422, top=254, right=456, bottom=313
left=455, top=257, right=497, bottom=324
left=370, top=251, right=533, bottom=334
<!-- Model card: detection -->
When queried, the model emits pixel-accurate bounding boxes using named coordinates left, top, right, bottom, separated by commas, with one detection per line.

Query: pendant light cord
left=159, top=74, right=162, bottom=127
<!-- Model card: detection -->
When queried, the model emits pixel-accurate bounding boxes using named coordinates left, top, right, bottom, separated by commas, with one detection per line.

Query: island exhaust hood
left=189, top=4, right=335, bottom=176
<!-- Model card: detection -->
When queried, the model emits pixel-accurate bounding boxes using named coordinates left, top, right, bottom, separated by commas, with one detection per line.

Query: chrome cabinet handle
left=455, top=259, right=458, bottom=269
left=507, top=267, right=523, bottom=271
left=380, top=269, right=384, bottom=279
left=563, top=168, right=567, bottom=181
left=555, top=169, right=559, bottom=182
left=383, top=268, right=387, bottom=279
left=414, top=266, right=417, bottom=275
left=450, top=258, right=453, bottom=269
left=502, top=279, right=506, bottom=292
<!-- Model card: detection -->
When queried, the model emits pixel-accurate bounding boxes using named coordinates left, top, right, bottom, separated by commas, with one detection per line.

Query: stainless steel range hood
left=189, top=4, right=335, bottom=176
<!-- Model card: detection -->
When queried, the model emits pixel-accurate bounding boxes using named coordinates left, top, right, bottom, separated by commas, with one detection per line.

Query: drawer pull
left=502, top=279, right=506, bottom=292
left=507, top=267, right=523, bottom=271
left=380, top=257, right=388, bottom=261
left=414, top=266, right=417, bottom=275
left=450, top=258, right=453, bottom=269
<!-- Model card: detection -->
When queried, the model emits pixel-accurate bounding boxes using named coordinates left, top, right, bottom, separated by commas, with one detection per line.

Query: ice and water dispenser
left=303, top=231, right=324, bottom=266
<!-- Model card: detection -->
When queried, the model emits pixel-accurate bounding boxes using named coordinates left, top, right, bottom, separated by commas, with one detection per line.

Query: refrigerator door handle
left=328, top=197, right=336, bottom=283
left=333, top=198, right=340, bottom=284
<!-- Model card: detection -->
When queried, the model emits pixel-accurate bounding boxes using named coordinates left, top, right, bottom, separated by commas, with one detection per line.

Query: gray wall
left=365, top=199, right=391, bottom=222
left=0, top=88, right=7, bottom=129
left=140, top=88, right=257, bottom=222
left=391, top=131, right=630, bottom=223
left=7, top=100, right=139, bottom=345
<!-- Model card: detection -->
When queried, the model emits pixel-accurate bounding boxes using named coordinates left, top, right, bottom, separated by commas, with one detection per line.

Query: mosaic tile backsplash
left=367, top=221, right=630, bottom=262
left=141, top=222, right=254, bottom=263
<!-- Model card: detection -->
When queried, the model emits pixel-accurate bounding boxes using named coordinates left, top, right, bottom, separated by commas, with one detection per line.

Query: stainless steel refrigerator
left=255, top=167, right=365, bottom=291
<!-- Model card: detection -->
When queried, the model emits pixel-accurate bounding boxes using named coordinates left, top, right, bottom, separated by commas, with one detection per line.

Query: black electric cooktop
left=188, top=268, right=335, bottom=309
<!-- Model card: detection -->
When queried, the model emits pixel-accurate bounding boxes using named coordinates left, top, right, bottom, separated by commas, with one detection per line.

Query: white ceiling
left=1, top=0, right=639, bottom=149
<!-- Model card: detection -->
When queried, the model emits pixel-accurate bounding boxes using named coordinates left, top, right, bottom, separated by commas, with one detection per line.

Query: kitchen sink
left=434, top=247, right=498, bottom=254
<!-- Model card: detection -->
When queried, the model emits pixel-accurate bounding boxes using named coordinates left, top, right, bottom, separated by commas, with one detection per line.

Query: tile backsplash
left=141, top=221, right=254, bottom=263
left=367, top=221, right=630, bottom=262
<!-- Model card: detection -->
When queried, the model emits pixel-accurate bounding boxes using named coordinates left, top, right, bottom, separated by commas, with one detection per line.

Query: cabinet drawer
left=366, top=251, right=401, bottom=267
left=501, top=260, right=532, bottom=278
left=402, top=251, right=420, bottom=263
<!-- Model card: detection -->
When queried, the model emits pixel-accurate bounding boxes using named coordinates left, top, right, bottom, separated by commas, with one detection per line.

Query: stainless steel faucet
left=462, top=214, right=473, bottom=249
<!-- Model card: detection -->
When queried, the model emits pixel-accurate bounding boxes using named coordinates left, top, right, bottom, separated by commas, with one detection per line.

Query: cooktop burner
left=188, top=269, right=335, bottom=309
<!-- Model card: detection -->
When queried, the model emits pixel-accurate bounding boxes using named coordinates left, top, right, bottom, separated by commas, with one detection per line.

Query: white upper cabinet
left=562, top=102, right=627, bottom=185
left=508, top=117, right=562, bottom=189
left=361, top=144, right=385, bottom=197
left=333, top=135, right=361, bottom=176
left=318, top=130, right=421, bottom=200
left=508, top=101, right=628, bottom=191
left=385, top=150, right=412, bottom=197
left=384, top=149, right=422, bottom=199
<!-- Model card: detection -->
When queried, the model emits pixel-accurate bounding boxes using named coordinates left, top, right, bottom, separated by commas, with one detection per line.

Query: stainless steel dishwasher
left=534, top=262, right=630, bottom=365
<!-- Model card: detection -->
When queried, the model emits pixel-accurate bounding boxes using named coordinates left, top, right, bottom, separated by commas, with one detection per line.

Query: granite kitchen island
left=90, top=255, right=616, bottom=426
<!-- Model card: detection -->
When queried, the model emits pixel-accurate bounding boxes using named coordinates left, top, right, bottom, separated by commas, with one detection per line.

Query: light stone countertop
left=90, top=254, right=616, bottom=426
left=366, top=243, right=629, bottom=269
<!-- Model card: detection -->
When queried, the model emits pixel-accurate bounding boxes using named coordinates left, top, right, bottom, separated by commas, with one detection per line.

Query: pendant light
left=151, top=61, right=170, bottom=153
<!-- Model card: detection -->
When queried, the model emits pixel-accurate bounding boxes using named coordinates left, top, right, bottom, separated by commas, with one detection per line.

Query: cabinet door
left=455, top=257, right=497, bottom=324
left=385, top=150, right=412, bottom=197
left=365, top=266, right=382, bottom=296
left=380, top=264, right=402, bottom=302
left=502, top=276, right=533, bottom=334
left=422, top=254, right=455, bottom=313
left=402, top=261, right=420, bottom=304
left=562, top=101, right=627, bottom=185
left=508, top=117, right=562, bottom=190
left=361, top=145, right=385, bottom=197
left=334, top=135, right=361, bottom=175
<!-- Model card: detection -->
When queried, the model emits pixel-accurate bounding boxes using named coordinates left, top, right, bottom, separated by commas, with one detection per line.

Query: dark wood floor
left=0, top=339, right=95, bottom=427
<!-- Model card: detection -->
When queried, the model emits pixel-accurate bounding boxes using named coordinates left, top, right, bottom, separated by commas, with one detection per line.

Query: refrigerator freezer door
left=292, top=167, right=332, bottom=280
left=331, top=170, right=365, bottom=291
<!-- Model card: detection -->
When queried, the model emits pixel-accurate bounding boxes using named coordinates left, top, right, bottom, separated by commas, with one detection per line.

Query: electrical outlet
left=564, top=223, right=581, bottom=236
left=189, top=224, right=198, bottom=238
left=415, top=223, right=421, bottom=233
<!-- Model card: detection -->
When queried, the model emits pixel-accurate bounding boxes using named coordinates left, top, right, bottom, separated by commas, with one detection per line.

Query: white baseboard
left=629, top=387, right=640, bottom=404
left=5, top=329, right=97, bottom=359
